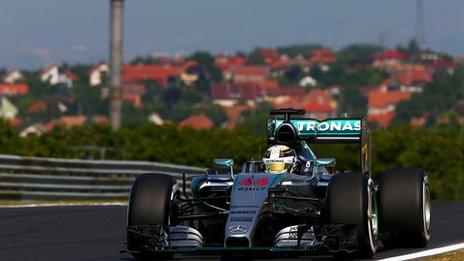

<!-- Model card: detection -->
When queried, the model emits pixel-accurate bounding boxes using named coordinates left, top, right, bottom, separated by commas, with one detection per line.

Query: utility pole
left=109, top=0, right=124, bottom=129
left=415, top=0, right=425, bottom=48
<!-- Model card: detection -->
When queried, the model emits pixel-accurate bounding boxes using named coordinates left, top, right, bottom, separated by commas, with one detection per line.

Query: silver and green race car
left=125, top=108, right=431, bottom=259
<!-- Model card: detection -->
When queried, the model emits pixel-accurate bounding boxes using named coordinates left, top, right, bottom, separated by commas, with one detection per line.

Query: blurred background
left=0, top=0, right=462, bottom=201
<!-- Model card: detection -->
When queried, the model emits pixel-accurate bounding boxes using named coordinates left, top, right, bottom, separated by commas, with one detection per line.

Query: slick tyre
left=328, top=172, right=379, bottom=258
left=127, top=173, right=177, bottom=260
left=378, top=168, right=431, bottom=248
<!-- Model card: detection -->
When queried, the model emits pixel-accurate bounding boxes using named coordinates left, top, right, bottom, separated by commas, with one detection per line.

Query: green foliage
left=0, top=120, right=461, bottom=199
left=247, top=48, right=265, bottom=65
left=276, top=44, right=321, bottom=59
left=311, top=64, right=384, bottom=88
left=337, top=44, right=383, bottom=64
left=395, top=66, right=464, bottom=124
left=189, top=51, right=223, bottom=82
left=236, top=102, right=274, bottom=135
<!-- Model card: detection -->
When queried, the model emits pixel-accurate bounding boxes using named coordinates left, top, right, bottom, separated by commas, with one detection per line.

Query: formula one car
left=125, top=109, right=431, bottom=259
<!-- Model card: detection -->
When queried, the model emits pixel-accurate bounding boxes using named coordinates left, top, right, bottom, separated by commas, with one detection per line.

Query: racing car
left=125, top=108, right=431, bottom=259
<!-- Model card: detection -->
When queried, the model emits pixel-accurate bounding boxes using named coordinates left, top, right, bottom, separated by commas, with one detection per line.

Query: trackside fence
left=0, top=154, right=205, bottom=200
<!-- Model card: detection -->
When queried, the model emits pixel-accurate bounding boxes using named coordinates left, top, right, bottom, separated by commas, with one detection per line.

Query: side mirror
left=213, top=159, right=234, bottom=179
left=214, top=158, right=234, bottom=168
left=316, top=158, right=336, bottom=167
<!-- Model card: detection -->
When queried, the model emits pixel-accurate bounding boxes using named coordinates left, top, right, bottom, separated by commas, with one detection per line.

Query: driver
left=262, top=145, right=299, bottom=173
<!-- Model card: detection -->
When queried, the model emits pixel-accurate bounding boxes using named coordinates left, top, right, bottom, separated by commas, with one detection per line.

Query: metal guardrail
left=0, top=154, right=206, bottom=200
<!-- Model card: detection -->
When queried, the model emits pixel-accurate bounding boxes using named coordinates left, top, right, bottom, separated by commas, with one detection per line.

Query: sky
left=0, top=0, right=463, bottom=69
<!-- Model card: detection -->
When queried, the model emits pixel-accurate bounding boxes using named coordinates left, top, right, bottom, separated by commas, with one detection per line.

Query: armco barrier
left=0, top=154, right=206, bottom=200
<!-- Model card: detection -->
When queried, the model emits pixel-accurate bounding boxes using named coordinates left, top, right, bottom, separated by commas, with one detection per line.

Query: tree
left=189, top=51, right=223, bottom=82
left=337, top=44, right=383, bottom=64
left=247, top=48, right=265, bottom=65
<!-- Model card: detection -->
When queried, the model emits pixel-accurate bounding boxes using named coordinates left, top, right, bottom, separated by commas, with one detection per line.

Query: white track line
left=0, top=202, right=127, bottom=208
left=379, top=242, right=464, bottom=261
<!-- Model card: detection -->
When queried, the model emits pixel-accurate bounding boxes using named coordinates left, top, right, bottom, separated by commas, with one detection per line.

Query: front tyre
left=127, top=173, right=177, bottom=260
left=327, top=172, right=379, bottom=258
left=378, top=168, right=431, bottom=248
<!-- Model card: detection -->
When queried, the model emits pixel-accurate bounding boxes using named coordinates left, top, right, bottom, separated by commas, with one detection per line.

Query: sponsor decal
left=237, top=187, right=266, bottom=192
left=239, top=177, right=269, bottom=187
left=231, top=216, right=253, bottom=222
left=275, top=120, right=361, bottom=132
left=228, top=225, right=248, bottom=234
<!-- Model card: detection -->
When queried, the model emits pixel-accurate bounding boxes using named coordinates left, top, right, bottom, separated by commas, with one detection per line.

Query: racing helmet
left=262, top=145, right=297, bottom=173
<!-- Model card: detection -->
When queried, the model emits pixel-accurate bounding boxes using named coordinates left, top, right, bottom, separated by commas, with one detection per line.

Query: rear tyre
left=378, top=168, right=431, bottom=248
left=328, top=172, right=379, bottom=258
left=127, top=173, right=177, bottom=260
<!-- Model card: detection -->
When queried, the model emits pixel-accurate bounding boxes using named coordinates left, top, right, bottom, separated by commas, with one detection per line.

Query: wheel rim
left=423, top=182, right=431, bottom=237
left=367, top=179, right=378, bottom=252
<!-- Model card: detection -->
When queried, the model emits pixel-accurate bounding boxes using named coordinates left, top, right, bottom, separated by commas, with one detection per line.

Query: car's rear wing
left=268, top=118, right=365, bottom=143
left=267, top=110, right=371, bottom=175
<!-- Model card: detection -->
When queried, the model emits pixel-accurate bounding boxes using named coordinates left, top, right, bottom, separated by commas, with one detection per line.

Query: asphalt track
left=0, top=202, right=462, bottom=261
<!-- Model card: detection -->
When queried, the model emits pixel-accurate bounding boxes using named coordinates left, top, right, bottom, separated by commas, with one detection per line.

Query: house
left=372, top=49, right=409, bottom=72
left=3, top=70, right=24, bottom=83
left=367, top=88, right=411, bottom=127
left=308, top=48, right=336, bottom=65
left=214, top=54, right=247, bottom=71
left=122, top=65, right=179, bottom=87
left=223, top=104, right=250, bottom=129
left=20, top=124, right=48, bottom=137
left=0, top=97, right=18, bottom=119
left=299, top=76, right=317, bottom=88
left=91, top=115, right=109, bottom=125
left=56, top=115, right=87, bottom=129
left=40, top=65, right=77, bottom=87
left=269, top=89, right=337, bottom=119
left=264, top=87, right=306, bottom=106
left=291, top=89, right=337, bottom=119
left=148, top=113, right=164, bottom=125
left=258, top=48, right=282, bottom=64
left=27, top=101, right=47, bottom=114
left=394, top=65, right=432, bottom=93
left=123, top=82, right=146, bottom=107
left=0, top=83, right=29, bottom=96
left=212, top=83, right=266, bottom=106
left=179, top=61, right=200, bottom=86
left=372, top=49, right=409, bottom=62
left=230, top=65, right=270, bottom=84
left=89, top=62, right=109, bottom=86
left=179, top=114, right=214, bottom=130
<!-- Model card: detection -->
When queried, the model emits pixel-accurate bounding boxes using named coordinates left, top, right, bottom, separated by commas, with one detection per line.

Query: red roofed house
left=123, top=82, right=146, bottom=107
left=309, top=48, right=336, bottom=65
left=122, top=65, right=179, bottom=87
left=0, top=83, right=29, bottom=96
left=367, top=88, right=411, bottom=127
left=223, top=104, right=250, bottom=129
left=395, top=65, right=432, bottom=93
left=372, top=49, right=409, bottom=72
left=28, top=101, right=47, bottom=114
left=3, top=70, right=24, bottom=83
left=212, top=83, right=266, bottom=106
left=179, top=114, right=214, bottom=130
left=229, top=65, right=270, bottom=84
left=373, top=49, right=409, bottom=62
left=258, top=48, right=282, bottom=64
left=215, top=54, right=247, bottom=71
left=56, top=115, right=87, bottom=129
left=268, top=89, right=337, bottom=119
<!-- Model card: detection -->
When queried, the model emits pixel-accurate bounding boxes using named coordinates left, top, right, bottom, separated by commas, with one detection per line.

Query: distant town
left=0, top=40, right=462, bottom=137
